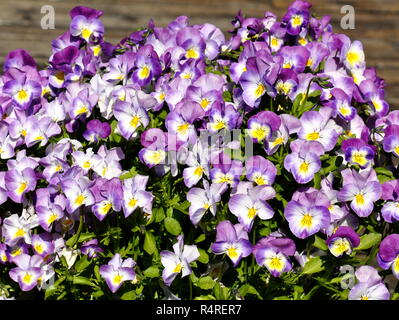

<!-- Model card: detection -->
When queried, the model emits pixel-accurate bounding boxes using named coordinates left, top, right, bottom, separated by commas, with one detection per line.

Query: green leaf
left=120, top=290, right=137, bottom=300
left=194, top=233, right=206, bottom=243
left=197, top=248, right=209, bottom=264
left=153, top=207, right=165, bottom=223
left=143, top=266, right=160, bottom=278
left=355, top=233, right=382, bottom=251
left=164, top=217, right=182, bottom=236
left=66, top=232, right=96, bottom=247
left=74, top=255, right=92, bottom=273
left=375, top=167, right=395, bottom=183
left=239, top=284, right=262, bottom=299
left=313, top=235, right=328, bottom=251
left=222, top=91, right=233, bottom=102
left=197, top=276, right=215, bottom=290
left=213, top=282, right=230, bottom=300
left=194, top=295, right=216, bottom=300
left=143, top=231, right=157, bottom=255
left=72, top=276, right=96, bottom=287
left=301, top=257, right=325, bottom=275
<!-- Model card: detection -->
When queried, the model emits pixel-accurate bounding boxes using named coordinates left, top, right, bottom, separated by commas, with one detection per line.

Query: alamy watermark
left=40, top=5, right=55, bottom=30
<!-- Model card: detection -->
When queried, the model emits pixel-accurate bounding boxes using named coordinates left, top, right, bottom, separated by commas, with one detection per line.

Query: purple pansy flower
left=253, top=236, right=296, bottom=277
left=90, top=178, right=123, bottom=221
left=342, top=138, right=374, bottom=169
left=348, top=266, right=390, bottom=300
left=326, top=226, right=360, bottom=257
left=80, top=239, right=103, bottom=258
left=160, top=235, right=199, bottom=286
left=377, top=234, right=399, bottom=280
left=83, top=119, right=111, bottom=143
left=121, top=175, right=154, bottom=218
left=9, top=254, right=44, bottom=291
left=228, top=185, right=275, bottom=231
left=99, top=253, right=136, bottom=293
left=338, top=169, right=381, bottom=217
left=211, top=221, right=252, bottom=267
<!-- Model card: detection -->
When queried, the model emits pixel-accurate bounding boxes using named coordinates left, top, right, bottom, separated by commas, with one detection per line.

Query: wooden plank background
left=0, top=0, right=398, bottom=107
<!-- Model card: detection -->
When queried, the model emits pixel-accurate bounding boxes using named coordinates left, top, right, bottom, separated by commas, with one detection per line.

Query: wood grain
left=0, top=0, right=397, bottom=106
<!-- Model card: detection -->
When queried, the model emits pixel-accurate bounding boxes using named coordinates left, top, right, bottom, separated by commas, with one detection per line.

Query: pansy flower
left=380, top=179, right=399, bottom=223
left=9, top=254, right=43, bottom=292
left=3, top=76, right=41, bottom=110
left=160, top=235, right=199, bottom=286
left=284, top=196, right=330, bottom=239
left=338, top=168, right=381, bottom=217
left=245, top=156, right=277, bottom=186
left=297, top=109, right=340, bottom=152
left=348, top=266, right=390, bottom=300
left=253, top=236, right=296, bottom=277
left=228, top=185, right=275, bottom=232
left=122, top=175, right=154, bottom=218
left=187, top=180, right=227, bottom=225
left=62, top=177, right=95, bottom=214
left=342, top=138, right=374, bottom=169
left=247, top=111, right=281, bottom=144
left=90, top=178, right=123, bottom=221
left=284, top=140, right=324, bottom=184
left=99, top=253, right=136, bottom=293
left=80, top=239, right=103, bottom=258
left=377, top=234, right=399, bottom=280
left=211, top=221, right=252, bottom=266
left=326, top=226, right=360, bottom=257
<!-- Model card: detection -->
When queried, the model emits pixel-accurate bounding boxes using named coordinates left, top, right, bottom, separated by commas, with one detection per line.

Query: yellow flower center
left=16, top=182, right=28, bottom=195
left=346, top=51, right=360, bottom=66
left=200, top=98, right=210, bottom=109
left=34, top=243, right=44, bottom=254
left=227, top=247, right=239, bottom=259
left=100, top=202, right=112, bottom=215
left=254, top=175, right=266, bottom=186
left=22, top=273, right=33, bottom=284
left=113, top=274, right=123, bottom=285
left=291, top=15, right=303, bottom=27
left=147, top=150, right=165, bottom=165
left=269, top=256, right=283, bottom=270
left=351, top=152, right=367, bottom=167
left=47, top=213, right=58, bottom=225
left=173, top=263, right=183, bottom=273
left=355, top=193, right=365, bottom=206
left=15, top=228, right=26, bottom=238
left=139, top=66, right=150, bottom=79
left=83, top=161, right=91, bottom=169
left=306, top=131, right=320, bottom=141
left=299, top=161, right=309, bottom=174
left=17, top=89, right=28, bottom=101
left=194, top=166, right=204, bottom=176
left=75, top=194, right=86, bottom=206
left=252, top=126, right=268, bottom=141
left=247, top=207, right=257, bottom=219
left=186, top=47, right=199, bottom=59
left=130, top=115, right=141, bottom=128
left=177, top=123, right=190, bottom=135
left=300, top=213, right=313, bottom=228
left=76, top=106, right=88, bottom=116
left=81, top=28, right=92, bottom=40
left=128, top=198, right=138, bottom=208
left=255, top=83, right=266, bottom=97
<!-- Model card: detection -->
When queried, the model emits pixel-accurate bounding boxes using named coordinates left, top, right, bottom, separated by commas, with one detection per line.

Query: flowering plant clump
left=0, top=1, right=397, bottom=300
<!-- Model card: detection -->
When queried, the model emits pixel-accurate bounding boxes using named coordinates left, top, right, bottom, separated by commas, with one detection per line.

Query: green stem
left=189, top=276, right=193, bottom=300
left=71, top=210, right=84, bottom=248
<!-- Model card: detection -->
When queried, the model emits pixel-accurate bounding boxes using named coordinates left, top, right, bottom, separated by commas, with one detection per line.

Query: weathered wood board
left=0, top=0, right=397, bottom=107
